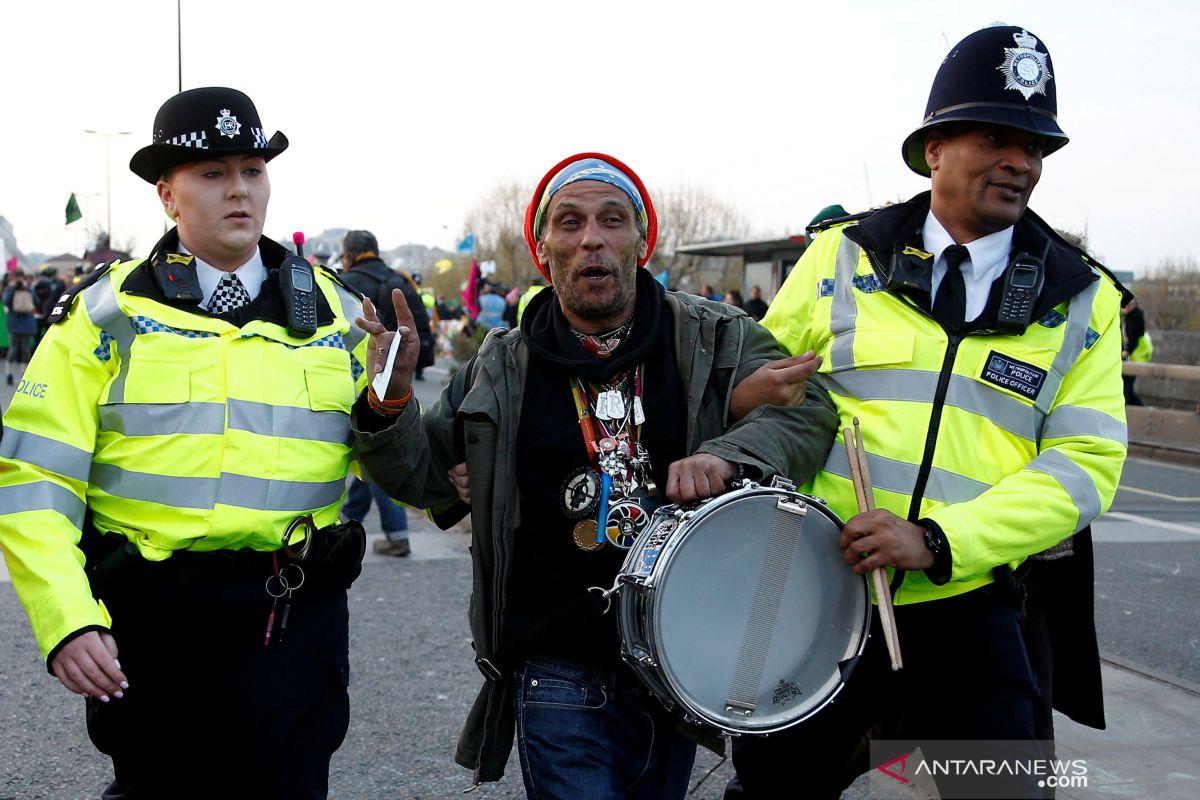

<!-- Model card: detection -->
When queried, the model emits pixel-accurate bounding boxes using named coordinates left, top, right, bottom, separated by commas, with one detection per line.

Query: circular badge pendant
left=605, top=500, right=649, bottom=549
left=561, top=467, right=603, bottom=519
left=572, top=519, right=605, bottom=552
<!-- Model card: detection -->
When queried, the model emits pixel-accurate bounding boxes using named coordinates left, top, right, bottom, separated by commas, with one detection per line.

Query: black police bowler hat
left=902, top=25, right=1068, bottom=176
left=129, top=87, right=288, bottom=184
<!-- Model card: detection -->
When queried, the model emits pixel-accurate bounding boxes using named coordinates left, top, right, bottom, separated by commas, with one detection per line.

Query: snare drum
left=616, top=481, right=870, bottom=734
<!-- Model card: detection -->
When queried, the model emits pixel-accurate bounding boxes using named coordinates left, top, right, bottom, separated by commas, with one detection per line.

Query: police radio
left=996, top=240, right=1049, bottom=334
left=279, top=232, right=317, bottom=338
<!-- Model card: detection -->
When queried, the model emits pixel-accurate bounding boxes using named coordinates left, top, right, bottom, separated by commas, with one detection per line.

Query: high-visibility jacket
left=0, top=232, right=369, bottom=660
left=516, top=284, right=546, bottom=324
left=1130, top=330, right=1153, bottom=363
left=763, top=195, right=1127, bottom=605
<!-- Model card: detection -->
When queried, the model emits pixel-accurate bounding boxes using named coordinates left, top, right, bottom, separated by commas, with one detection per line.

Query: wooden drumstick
left=845, top=419, right=903, bottom=671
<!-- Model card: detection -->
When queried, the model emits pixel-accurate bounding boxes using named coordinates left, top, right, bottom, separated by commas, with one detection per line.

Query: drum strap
left=725, top=502, right=807, bottom=716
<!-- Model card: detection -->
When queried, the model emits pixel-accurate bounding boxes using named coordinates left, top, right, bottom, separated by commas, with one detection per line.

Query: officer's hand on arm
left=729, top=351, right=822, bottom=422
left=51, top=631, right=128, bottom=701
left=449, top=462, right=470, bottom=505
left=839, top=509, right=933, bottom=574
left=666, top=454, right=738, bottom=503
left=355, top=289, right=420, bottom=402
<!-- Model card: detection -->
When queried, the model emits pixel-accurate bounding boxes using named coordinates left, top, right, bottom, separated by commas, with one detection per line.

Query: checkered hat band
left=251, top=127, right=268, bottom=147
left=166, top=131, right=208, bottom=149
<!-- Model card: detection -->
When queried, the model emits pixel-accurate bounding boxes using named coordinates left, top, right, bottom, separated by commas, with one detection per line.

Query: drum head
left=651, top=490, right=869, bottom=733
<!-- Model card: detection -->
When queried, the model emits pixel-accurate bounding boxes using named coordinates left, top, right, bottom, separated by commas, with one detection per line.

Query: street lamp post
left=82, top=129, right=131, bottom=243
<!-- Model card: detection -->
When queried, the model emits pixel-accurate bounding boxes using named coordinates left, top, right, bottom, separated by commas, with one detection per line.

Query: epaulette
left=1044, top=226, right=1134, bottom=306
left=1081, top=253, right=1133, bottom=307
left=806, top=210, right=873, bottom=238
left=318, top=265, right=364, bottom=301
left=47, top=262, right=114, bottom=325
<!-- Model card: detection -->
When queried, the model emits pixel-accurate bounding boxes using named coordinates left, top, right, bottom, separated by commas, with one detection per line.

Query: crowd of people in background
left=1, top=266, right=69, bottom=385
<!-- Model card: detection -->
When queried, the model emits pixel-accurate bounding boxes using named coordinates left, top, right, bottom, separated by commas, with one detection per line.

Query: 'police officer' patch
left=980, top=351, right=1047, bottom=400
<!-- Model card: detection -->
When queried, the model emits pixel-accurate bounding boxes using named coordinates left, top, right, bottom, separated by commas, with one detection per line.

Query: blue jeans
left=342, top=478, right=408, bottom=538
left=515, top=659, right=696, bottom=800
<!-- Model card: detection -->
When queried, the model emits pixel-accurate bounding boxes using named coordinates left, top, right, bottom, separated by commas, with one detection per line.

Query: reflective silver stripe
left=945, top=376, right=1040, bottom=442
left=0, top=430, right=94, bottom=483
left=216, top=473, right=346, bottom=511
left=1041, top=405, right=1128, bottom=445
left=228, top=399, right=351, bottom=444
left=1036, top=277, right=1100, bottom=417
left=825, top=369, right=1041, bottom=443
left=331, top=283, right=367, bottom=354
left=828, top=237, right=862, bottom=371
left=91, top=463, right=344, bottom=512
left=823, top=445, right=989, bottom=506
left=925, top=467, right=990, bottom=506
left=100, top=402, right=226, bottom=436
left=0, top=482, right=86, bottom=528
left=1026, top=449, right=1102, bottom=532
left=84, top=274, right=136, bottom=403
left=91, top=463, right=218, bottom=507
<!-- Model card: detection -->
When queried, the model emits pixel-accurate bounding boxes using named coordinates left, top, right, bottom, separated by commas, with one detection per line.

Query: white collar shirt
left=179, top=244, right=267, bottom=312
left=922, top=212, right=1014, bottom=323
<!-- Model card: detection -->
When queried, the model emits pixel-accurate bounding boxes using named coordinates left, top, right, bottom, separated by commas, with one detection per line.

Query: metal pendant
left=572, top=519, right=605, bottom=552
left=561, top=467, right=603, bottom=519
left=605, top=500, right=650, bottom=549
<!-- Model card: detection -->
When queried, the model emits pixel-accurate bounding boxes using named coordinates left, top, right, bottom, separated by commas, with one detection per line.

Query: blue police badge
left=997, top=29, right=1052, bottom=100
left=215, top=108, right=243, bottom=139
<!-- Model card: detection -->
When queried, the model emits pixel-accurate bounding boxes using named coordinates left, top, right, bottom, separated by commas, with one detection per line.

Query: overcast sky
left=3, top=0, right=1196, bottom=273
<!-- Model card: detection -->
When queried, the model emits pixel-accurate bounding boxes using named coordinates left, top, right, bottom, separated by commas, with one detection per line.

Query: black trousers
left=726, top=583, right=1045, bottom=800
left=85, top=552, right=351, bottom=800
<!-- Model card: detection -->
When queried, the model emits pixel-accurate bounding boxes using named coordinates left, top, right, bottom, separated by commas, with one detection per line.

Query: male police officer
left=727, top=25, right=1127, bottom=799
left=0, top=87, right=370, bottom=799
left=352, top=153, right=836, bottom=797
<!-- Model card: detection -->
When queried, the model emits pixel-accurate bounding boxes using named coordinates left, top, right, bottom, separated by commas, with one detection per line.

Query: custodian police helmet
left=902, top=24, right=1068, bottom=176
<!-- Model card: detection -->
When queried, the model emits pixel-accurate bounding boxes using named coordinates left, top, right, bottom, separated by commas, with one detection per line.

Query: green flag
left=65, top=193, right=82, bottom=225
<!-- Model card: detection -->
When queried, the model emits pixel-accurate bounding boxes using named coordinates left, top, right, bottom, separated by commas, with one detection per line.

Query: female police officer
left=0, top=87, right=371, bottom=799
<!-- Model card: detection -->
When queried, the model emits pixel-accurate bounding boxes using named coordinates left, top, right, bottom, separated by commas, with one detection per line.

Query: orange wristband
left=368, top=385, right=412, bottom=416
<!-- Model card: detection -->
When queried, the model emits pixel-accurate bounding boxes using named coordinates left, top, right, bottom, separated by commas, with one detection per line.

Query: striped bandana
left=532, top=157, right=648, bottom=240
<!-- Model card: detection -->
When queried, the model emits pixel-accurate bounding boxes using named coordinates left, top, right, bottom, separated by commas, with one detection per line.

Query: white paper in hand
left=371, top=333, right=403, bottom=398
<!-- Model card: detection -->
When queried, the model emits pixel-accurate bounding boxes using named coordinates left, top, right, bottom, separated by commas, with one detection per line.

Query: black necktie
left=932, top=244, right=969, bottom=332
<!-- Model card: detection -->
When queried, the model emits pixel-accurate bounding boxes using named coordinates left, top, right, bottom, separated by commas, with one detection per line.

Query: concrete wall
left=1138, top=330, right=1200, bottom=411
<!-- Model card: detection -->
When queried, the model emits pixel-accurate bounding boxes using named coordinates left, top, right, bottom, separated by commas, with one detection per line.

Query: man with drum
left=352, top=152, right=838, bottom=797
left=725, top=24, right=1127, bottom=799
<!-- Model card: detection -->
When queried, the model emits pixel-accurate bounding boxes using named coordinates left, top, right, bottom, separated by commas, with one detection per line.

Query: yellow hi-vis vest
left=1130, top=330, right=1153, bottom=363
left=0, top=259, right=370, bottom=659
left=517, top=284, right=547, bottom=324
left=763, top=226, right=1127, bottom=605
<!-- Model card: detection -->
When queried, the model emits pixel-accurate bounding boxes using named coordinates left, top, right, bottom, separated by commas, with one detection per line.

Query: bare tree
left=459, top=180, right=755, bottom=294
left=461, top=180, right=535, bottom=291
left=1134, top=255, right=1200, bottom=332
left=653, top=184, right=753, bottom=292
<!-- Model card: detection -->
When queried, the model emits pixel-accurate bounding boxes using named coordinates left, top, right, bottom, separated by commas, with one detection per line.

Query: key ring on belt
left=282, top=514, right=317, bottom=560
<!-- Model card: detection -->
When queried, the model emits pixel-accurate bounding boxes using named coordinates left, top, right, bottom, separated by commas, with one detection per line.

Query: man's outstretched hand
left=356, top=288, right=421, bottom=401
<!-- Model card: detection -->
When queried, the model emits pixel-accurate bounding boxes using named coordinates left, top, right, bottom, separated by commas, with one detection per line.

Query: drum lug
left=775, top=496, right=808, bottom=516
left=725, top=699, right=757, bottom=717
left=627, top=646, right=657, bottom=668
left=768, top=475, right=797, bottom=492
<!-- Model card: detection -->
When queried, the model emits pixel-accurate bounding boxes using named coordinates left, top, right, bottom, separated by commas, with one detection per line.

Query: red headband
left=522, top=151, right=658, bottom=282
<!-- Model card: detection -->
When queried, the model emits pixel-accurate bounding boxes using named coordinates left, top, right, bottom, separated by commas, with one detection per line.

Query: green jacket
left=353, top=286, right=838, bottom=785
